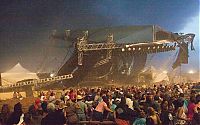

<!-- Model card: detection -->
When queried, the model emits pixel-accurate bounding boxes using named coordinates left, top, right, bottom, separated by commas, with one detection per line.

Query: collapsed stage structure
left=0, top=25, right=195, bottom=91
left=56, top=25, right=195, bottom=86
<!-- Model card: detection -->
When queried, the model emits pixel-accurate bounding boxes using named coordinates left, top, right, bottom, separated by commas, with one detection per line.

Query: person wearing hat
left=75, top=95, right=87, bottom=121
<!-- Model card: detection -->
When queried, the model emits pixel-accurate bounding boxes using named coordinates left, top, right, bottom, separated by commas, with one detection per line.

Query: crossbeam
left=0, top=74, right=73, bottom=89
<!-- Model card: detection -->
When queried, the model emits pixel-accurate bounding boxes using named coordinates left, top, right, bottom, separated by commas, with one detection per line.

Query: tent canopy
left=1, top=63, right=38, bottom=86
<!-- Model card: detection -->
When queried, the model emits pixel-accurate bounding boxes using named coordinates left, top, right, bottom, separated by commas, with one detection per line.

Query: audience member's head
left=41, top=101, right=48, bottom=113
left=1, top=104, right=10, bottom=114
left=47, top=103, right=55, bottom=113
left=190, top=96, right=196, bottom=103
left=139, top=110, right=146, bottom=118
left=148, top=107, right=156, bottom=116
left=177, top=98, right=184, bottom=107
left=14, top=102, right=23, bottom=115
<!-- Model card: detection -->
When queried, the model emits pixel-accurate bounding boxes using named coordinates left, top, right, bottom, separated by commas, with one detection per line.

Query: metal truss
left=0, top=74, right=73, bottom=89
left=82, top=43, right=115, bottom=51
left=77, top=33, right=195, bottom=66
left=94, top=58, right=110, bottom=68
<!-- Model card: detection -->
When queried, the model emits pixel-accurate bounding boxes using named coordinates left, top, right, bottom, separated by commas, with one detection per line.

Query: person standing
left=75, top=95, right=87, bottom=121
left=65, top=102, right=79, bottom=125
left=0, top=104, right=11, bottom=125
left=160, top=101, right=173, bottom=125
left=187, top=96, right=196, bottom=121
left=146, top=107, right=161, bottom=125
left=175, top=99, right=189, bottom=125
left=7, top=102, right=24, bottom=125
left=115, top=97, right=130, bottom=125
left=93, top=96, right=113, bottom=122
left=133, top=110, right=146, bottom=125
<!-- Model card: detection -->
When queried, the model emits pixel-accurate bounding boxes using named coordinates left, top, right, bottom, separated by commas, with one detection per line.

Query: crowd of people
left=0, top=82, right=200, bottom=125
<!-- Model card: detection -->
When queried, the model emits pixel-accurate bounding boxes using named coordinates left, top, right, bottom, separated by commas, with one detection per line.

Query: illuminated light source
left=125, top=45, right=129, bottom=48
left=162, top=46, right=164, bottom=49
left=153, top=46, right=156, bottom=49
left=128, top=48, right=131, bottom=51
left=50, top=73, right=54, bottom=77
left=163, top=71, right=168, bottom=74
left=138, top=47, right=141, bottom=50
left=148, top=47, right=150, bottom=50
left=188, top=70, right=194, bottom=74
left=157, top=46, right=160, bottom=49
left=121, top=70, right=125, bottom=74
left=122, top=48, right=125, bottom=52
left=133, top=48, right=135, bottom=51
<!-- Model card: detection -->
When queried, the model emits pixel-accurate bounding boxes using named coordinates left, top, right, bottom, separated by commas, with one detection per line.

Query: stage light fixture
left=50, top=73, right=54, bottom=77
left=128, top=48, right=131, bottom=51
left=122, top=48, right=125, bottom=52
left=133, top=48, right=135, bottom=51
left=125, top=45, right=129, bottom=48
left=138, top=47, right=141, bottom=50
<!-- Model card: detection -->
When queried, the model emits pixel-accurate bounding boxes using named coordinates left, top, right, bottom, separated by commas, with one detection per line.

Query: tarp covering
left=142, top=66, right=169, bottom=83
left=1, top=63, right=38, bottom=86
left=172, top=42, right=189, bottom=69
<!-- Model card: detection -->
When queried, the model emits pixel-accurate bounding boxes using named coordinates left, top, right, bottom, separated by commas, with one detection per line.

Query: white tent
left=1, top=63, right=38, bottom=86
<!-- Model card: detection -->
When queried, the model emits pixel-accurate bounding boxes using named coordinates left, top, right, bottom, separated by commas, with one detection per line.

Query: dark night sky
left=0, top=0, right=199, bottom=73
